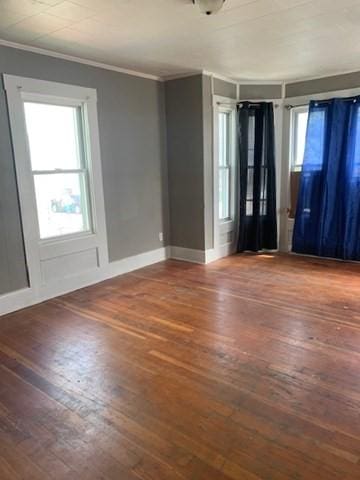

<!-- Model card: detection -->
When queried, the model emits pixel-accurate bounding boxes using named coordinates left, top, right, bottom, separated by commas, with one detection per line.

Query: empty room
left=0, top=0, right=359, bottom=479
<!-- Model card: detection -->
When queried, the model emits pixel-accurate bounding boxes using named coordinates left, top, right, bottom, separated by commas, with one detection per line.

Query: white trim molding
left=0, top=244, right=234, bottom=316
left=170, top=246, right=235, bottom=264
left=212, top=94, right=238, bottom=263
left=4, top=74, right=109, bottom=292
left=0, top=247, right=169, bottom=316
left=0, top=39, right=161, bottom=82
left=170, top=246, right=206, bottom=264
left=205, top=244, right=236, bottom=263
left=106, top=247, right=169, bottom=277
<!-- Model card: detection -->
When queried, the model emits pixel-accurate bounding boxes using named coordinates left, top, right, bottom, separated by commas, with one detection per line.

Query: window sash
left=32, top=168, right=86, bottom=175
left=291, top=107, right=309, bottom=171
left=24, top=101, right=86, bottom=173
left=219, top=112, right=231, bottom=167
left=218, top=108, right=234, bottom=223
left=219, top=165, right=231, bottom=221
left=32, top=170, right=92, bottom=240
left=24, top=100, right=93, bottom=241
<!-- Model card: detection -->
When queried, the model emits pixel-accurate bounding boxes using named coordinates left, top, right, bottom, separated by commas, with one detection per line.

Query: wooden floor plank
left=0, top=253, right=359, bottom=479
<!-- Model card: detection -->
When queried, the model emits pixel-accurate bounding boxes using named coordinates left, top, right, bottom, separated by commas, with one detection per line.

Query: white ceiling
left=1, top=0, right=360, bottom=81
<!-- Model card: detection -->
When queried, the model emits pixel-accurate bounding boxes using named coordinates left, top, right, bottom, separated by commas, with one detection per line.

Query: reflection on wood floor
left=0, top=253, right=359, bottom=479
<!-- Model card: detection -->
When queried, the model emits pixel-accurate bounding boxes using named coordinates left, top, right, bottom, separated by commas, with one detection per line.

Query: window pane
left=293, top=110, right=309, bottom=169
left=248, top=114, right=255, bottom=149
left=260, top=199, right=267, bottom=216
left=248, top=148, right=254, bottom=167
left=305, top=108, right=326, bottom=171
left=219, top=112, right=230, bottom=167
left=260, top=167, right=268, bottom=200
left=218, top=110, right=232, bottom=221
left=24, top=102, right=82, bottom=171
left=247, top=167, right=254, bottom=200
left=246, top=200, right=253, bottom=216
left=219, top=168, right=230, bottom=220
left=34, top=173, right=90, bottom=239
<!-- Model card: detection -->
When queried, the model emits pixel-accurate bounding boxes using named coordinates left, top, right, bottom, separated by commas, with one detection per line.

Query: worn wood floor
left=0, top=253, right=359, bottom=480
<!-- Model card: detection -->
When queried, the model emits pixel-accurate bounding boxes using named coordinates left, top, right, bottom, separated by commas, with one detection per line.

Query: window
left=5, top=74, right=108, bottom=296
left=24, top=101, right=92, bottom=240
left=291, top=106, right=309, bottom=171
left=288, top=106, right=309, bottom=217
left=218, top=111, right=232, bottom=221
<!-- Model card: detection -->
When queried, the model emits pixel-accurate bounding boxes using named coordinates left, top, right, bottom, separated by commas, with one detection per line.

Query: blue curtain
left=293, top=98, right=360, bottom=261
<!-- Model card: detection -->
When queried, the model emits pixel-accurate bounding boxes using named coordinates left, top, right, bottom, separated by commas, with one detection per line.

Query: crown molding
left=2, top=38, right=359, bottom=88
left=237, top=79, right=284, bottom=85
left=0, top=39, right=162, bottom=82
left=203, top=70, right=238, bottom=84
left=161, top=70, right=203, bottom=81
left=284, top=68, right=360, bottom=85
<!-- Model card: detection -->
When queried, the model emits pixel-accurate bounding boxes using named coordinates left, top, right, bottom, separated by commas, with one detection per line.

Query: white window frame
left=218, top=107, right=234, bottom=222
left=23, top=94, right=94, bottom=241
left=4, top=75, right=108, bottom=294
left=213, top=95, right=237, bottom=255
left=290, top=105, right=309, bottom=172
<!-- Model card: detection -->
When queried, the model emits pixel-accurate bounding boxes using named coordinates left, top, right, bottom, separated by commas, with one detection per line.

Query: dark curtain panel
left=293, top=98, right=360, bottom=261
left=237, top=102, right=277, bottom=252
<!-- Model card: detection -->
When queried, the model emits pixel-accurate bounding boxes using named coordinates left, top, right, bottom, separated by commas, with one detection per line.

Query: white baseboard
left=0, top=243, right=236, bottom=316
left=169, top=246, right=206, bottom=264
left=206, top=243, right=236, bottom=263
left=0, top=247, right=169, bottom=317
left=0, top=287, right=35, bottom=317
left=106, top=247, right=170, bottom=277
left=170, top=244, right=235, bottom=265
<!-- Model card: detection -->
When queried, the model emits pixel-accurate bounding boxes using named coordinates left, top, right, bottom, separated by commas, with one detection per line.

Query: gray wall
left=0, top=87, right=28, bottom=294
left=0, top=45, right=168, bottom=295
left=165, top=75, right=206, bottom=250
left=213, top=78, right=237, bottom=99
left=240, top=84, right=282, bottom=100
left=202, top=75, right=214, bottom=250
left=286, top=71, right=360, bottom=97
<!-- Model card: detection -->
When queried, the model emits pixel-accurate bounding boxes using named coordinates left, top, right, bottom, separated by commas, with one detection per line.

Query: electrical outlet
left=159, top=232, right=164, bottom=242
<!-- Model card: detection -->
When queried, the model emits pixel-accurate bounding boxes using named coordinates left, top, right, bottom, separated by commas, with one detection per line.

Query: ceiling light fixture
left=192, top=0, right=226, bottom=15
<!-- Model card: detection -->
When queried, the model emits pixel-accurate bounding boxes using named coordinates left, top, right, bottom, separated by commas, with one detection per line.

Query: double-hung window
left=5, top=75, right=108, bottom=297
left=24, top=101, right=92, bottom=240
left=218, top=110, right=233, bottom=221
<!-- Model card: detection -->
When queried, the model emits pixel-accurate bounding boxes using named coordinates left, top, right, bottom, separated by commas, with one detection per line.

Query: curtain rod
left=218, top=97, right=359, bottom=109
left=216, top=101, right=280, bottom=108
left=285, top=97, right=359, bottom=110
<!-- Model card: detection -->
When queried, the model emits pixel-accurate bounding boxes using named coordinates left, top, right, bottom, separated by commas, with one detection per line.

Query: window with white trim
left=23, top=101, right=92, bottom=240
left=291, top=106, right=309, bottom=171
left=218, top=110, right=233, bottom=221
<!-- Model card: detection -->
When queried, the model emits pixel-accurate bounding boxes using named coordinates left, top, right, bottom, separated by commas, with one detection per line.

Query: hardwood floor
left=0, top=253, right=359, bottom=480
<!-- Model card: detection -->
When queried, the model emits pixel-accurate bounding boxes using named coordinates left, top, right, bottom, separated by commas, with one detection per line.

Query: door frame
left=3, top=74, right=109, bottom=303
